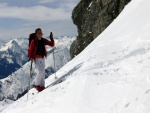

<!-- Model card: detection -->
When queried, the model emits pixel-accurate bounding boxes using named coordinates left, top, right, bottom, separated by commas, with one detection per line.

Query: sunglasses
left=37, top=32, right=43, bottom=35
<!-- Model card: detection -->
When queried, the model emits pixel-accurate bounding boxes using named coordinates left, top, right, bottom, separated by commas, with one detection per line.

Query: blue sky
left=0, top=0, right=80, bottom=40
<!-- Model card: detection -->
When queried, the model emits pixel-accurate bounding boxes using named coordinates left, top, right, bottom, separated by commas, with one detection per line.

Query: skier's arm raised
left=45, top=32, right=55, bottom=47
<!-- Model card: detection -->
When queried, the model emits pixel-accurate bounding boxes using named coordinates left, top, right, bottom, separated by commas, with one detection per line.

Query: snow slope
left=2, top=0, right=150, bottom=113
left=0, top=99, right=13, bottom=112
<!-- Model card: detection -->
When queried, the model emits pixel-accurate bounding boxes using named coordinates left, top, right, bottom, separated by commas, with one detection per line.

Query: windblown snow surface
left=2, top=0, right=150, bottom=113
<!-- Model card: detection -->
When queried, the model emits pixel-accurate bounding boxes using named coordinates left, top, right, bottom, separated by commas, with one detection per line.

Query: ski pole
left=53, top=47, right=57, bottom=79
left=50, top=32, right=57, bottom=79
left=27, top=61, right=32, bottom=100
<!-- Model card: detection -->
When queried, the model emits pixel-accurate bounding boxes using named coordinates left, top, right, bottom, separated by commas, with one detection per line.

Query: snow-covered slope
left=0, top=36, right=75, bottom=101
left=0, top=99, right=13, bottom=112
left=0, top=39, right=28, bottom=78
left=2, top=0, right=150, bottom=112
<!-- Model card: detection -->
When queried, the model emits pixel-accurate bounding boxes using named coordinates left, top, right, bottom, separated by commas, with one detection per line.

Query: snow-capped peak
left=0, top=39, right=28, bottom=78
left=0, top=40, right=21, bottom=52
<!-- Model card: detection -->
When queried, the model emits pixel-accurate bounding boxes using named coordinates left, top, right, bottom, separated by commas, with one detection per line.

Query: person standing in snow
left=28, top=28, right=55, bottom=91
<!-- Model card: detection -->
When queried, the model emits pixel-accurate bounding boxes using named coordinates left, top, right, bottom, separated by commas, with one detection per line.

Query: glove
left=50, top=32, right=53, bottom=40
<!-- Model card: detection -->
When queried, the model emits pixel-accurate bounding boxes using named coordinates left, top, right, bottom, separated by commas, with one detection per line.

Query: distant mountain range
left=0, top=39, right=28, bottom=79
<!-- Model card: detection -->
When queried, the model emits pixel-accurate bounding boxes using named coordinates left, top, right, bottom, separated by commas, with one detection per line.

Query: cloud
left=39, top=0, right=79, bottom=4
left=39, top=0, right=80, bottom=10
left=0, top=19, right=77, bottom=40
left=0, top=3, right=8, bottom=7
left=0, top=1, right=79, bottom=40
left=39, top=0, right=55, bottom=3
left=0, top=3, right=71, bottom=21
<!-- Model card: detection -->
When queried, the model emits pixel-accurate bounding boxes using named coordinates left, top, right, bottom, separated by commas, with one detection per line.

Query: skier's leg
left=35, top=58, right=45, bottom=87
left=40, top=58, right=45, bottom=87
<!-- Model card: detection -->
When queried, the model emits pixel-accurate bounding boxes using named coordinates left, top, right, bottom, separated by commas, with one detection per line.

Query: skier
left=28, top=28, right=55, bottom=91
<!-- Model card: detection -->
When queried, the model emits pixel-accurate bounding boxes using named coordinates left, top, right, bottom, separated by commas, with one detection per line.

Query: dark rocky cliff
left=70, top=0, right=131, bottom=58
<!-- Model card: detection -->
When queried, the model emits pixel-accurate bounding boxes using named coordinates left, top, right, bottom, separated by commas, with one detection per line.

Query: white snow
left=6, top=58, right=14, bottom=64
left=0, top=99, right=14, bottom=112
left=1, top=0, right=150, bottom=113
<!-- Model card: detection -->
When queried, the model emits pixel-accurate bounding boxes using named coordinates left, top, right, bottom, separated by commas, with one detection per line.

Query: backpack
left=28, top=33, right=46, bottom=57
left=28, top=33, right=36, bottom=47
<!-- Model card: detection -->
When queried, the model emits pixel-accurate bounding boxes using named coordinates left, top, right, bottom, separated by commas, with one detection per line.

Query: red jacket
left=28, top=38, right=55, bottom=59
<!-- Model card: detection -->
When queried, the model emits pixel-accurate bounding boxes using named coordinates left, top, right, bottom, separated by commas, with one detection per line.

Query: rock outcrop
left=70, top=0, right=131, bottom=58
